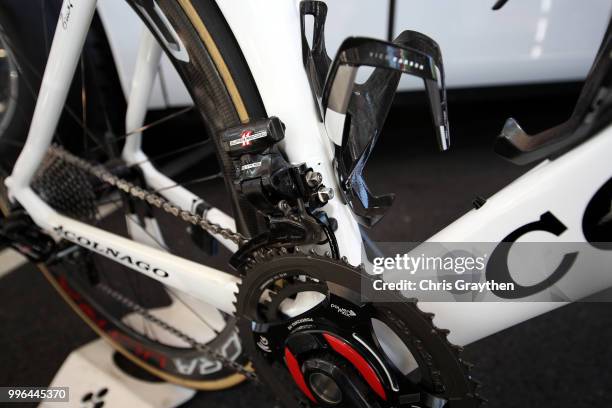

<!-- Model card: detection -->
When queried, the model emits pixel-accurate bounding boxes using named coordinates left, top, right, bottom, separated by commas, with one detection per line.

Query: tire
left=1, top=0, right=267, bottom=390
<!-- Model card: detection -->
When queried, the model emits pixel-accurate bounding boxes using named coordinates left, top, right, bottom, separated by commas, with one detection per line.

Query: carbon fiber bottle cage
left=300, top=1, right=449, bottom=226
left=300, top=0, right=332, bottom=121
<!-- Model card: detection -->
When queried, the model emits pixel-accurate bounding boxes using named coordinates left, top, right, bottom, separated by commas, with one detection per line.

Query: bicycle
left=0, top=0, right=610, bottom=407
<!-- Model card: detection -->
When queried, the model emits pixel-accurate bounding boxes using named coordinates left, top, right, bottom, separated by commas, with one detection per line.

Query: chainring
left=236, top=249, right=483, bottom=407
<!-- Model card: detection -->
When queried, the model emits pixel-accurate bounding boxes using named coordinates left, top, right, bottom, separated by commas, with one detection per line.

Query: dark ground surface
left=1, top=84, right=612, bottom=407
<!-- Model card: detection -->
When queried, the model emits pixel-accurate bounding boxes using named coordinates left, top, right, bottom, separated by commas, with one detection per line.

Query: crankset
left=236, top=250, right=483, bottom=408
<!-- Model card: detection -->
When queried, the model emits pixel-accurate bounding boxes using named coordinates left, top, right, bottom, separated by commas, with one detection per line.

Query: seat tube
left=7, top=0, right=98, bottom=192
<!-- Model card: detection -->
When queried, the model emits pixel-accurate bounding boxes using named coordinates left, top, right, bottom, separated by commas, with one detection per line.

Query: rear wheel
left=0, top=0, right=265, bottom=389
left=0, top=2, right=40, bottom=171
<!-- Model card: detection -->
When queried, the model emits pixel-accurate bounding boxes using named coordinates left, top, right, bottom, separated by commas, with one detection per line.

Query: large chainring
left=236, top=249, right=483, bottom=407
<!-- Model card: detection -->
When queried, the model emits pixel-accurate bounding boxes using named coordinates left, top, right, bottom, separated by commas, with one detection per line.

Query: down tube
left=422, top=125, right=612, bottom=346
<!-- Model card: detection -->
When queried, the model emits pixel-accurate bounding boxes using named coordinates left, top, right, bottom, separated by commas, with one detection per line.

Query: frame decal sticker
left=487, top=212, right=578, bottom=299
left=53, top=225, right=170, bottom=278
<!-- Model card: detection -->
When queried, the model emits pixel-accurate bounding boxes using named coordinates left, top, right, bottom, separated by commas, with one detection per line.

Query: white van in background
left=97, top=0, right=611, bottom=109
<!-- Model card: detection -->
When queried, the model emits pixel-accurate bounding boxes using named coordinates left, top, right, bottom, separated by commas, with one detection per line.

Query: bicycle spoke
left=120, top=207, right=225, bottom=344
left=151, top=173, right=223, bottom=193
left=87, top=106, right=195, bottom=155
left=0, top=138, right=25, bottom=148
left=95, top=172, right=223, bottom=208
left=0, top=95, right=67, bottom=147
left=80, top=55, right=89, bottom=153
left=0, top=27, right=109, bottom=155
left=124, top=272, right=160, bottom=342
left=157, top=63, right=170, bottom=107
left=166, top=287, right=221, bottom=336
left=125, top=213, right=171, bottom=252
left=102, top=200, right=164, bottom=342
left=125, top=138, right=212, bottom=169
left=40, top=0, right=50, bottom=54
left=2, top=38, right=108, bottom=154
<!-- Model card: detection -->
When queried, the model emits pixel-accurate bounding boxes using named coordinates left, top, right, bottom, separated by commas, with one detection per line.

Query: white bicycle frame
left=5, top=0, right=612, bottom=347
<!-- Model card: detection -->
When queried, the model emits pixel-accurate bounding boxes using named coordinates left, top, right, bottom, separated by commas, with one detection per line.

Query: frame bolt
left=305, top=170, right=323, bottom=187
left=278, top=200, right=291, bottom=214
left=316, top=186, right=334, bottom=204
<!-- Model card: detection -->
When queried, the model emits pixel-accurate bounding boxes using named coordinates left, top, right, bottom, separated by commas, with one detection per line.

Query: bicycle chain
left=47, top=145, right=484, bottom=404
left=47, top=145, right=247, bottom=246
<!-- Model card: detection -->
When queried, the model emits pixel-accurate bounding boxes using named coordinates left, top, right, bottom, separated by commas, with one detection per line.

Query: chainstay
left=47, top=145, right=247, bottom=246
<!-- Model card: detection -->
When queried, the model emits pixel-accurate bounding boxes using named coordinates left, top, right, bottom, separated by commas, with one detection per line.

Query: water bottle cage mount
left=300, top=0, right=450, bottom=227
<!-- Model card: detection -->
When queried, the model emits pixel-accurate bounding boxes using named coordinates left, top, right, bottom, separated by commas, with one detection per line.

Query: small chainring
left=236, top=249, right=483, bottom=407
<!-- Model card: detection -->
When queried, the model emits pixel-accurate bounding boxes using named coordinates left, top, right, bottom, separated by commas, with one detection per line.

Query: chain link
left=47, top=145, right=247, bottom=246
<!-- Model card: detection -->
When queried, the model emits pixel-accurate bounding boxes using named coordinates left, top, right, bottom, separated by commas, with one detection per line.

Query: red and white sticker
left=229, top=130, right=268, bottom=147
